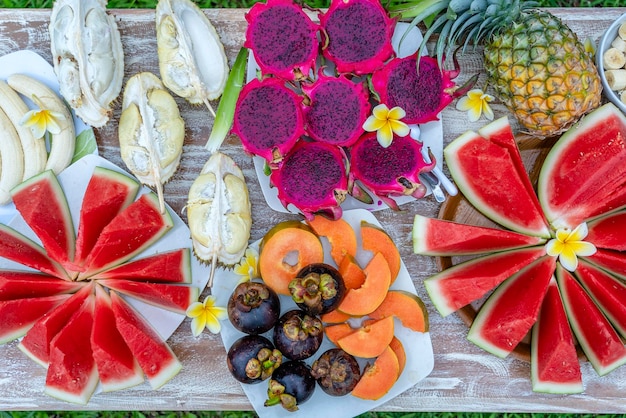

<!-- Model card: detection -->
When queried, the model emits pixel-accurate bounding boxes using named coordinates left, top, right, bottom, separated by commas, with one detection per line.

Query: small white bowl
left=597, top=12, right=626, bottom=114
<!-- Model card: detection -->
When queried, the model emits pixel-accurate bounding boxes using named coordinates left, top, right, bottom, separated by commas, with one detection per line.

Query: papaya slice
left=338, top=254, right=366, bottom=290
left=337, top=252, right=390, bottom=316
left=351, top=345, right=400, bottom=400
left=389, top=336, right=406, bottom=375
left=307, top=215, right=358, bottom=266
left=337, top=316, right=394, bottom=358
left=324, top=322, right=354, bottom=346
left=259, top=221, right=324, bottom=295
left=321, top=309, right=351, bottom=324
left=361, top=221, right=401, bottom=283
left=368, top=290, right=429, bottom=332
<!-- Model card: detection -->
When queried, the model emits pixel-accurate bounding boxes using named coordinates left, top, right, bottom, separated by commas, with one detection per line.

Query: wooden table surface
left=1, top=6, right=626, bottom=414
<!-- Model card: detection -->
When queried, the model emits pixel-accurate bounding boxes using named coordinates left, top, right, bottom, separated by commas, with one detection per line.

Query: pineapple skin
left=483, top=10, right=602, bottom=137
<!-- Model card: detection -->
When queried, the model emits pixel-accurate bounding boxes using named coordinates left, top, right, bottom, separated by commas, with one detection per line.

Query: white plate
left=246, top=23, right=444, bottom=215
left=0, top=50, right=93, bottom=224
left=212, top=209, right=434, bottom=418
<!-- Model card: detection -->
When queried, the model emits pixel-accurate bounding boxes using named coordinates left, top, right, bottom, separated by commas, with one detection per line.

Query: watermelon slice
left=413, top=214, right=545, bottom=256
left=425, top=246, right=545, bottom=317
left=18, top=284, right=94, bottom=367
left=11, top=170, right=75, bottom=266
left=0, top=224, right=68, bottom=279
left=74, top=166, right=140, bottom=266
left=575, top=260, right=626, bottom=339
left=0, top=270, right=83, bottom=300
left=586, top=210, right=626, bottom=251
left=0, top=293, right=71, bottom=344
left=93, top=248, right=192, bottom=283
left=79, top=192, right=174, bottom=279
left=110, top=290, right=182, bottom=389
left=98, top=279, right=198, bottom=314
left=538, top=103, right=626, bottom=230
left=530, top=278, right=583, bottom=394
left=444, top=128, right=550, bottom=238
left=45, top=294, right=99, bottom=404
left=583, top=248, right=626, bottom=280
left=467, top=255, right=555, bottom=358
left=92, top=285, right=144, bottom=392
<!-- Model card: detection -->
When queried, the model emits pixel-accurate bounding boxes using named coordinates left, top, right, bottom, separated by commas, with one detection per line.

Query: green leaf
left=71, top=128, right=97, bottom=163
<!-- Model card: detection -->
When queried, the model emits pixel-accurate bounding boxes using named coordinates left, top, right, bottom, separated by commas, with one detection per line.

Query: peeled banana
left=603, top=47, right=626, bottom=70
left=0, top=107, right=24, bottom=204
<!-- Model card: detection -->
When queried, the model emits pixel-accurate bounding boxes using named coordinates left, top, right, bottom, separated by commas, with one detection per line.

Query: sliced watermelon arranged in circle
left=530, top=277, right=582, bottom=394
left=557, top=265, right=626, bottom=376
left=0, top=270, right=83, bottom=300
left=92, top=285, right=144, bottom=392
left=93, top=248, right=192, bottom=283
left=583, top=248, right=626, bottom=281
left=467, top=255, right=555, bottom=358
left=413, top=214, right=545, bottom=256
left=586, top=210, right=626, bottom=251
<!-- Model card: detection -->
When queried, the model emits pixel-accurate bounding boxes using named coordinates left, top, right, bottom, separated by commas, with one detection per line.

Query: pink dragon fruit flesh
left=301, top=71, right=371, bottom=147
left=270, top=140, right=349, bottom=220
left=232, top=77, right=305, bottom=167
left=319, top=0, right=395, bottom=75
left=349, top=132, right=436, bottom=210
left=245, top=0, right=319, bottom=80
left=371, top=53, right=475, bottom=124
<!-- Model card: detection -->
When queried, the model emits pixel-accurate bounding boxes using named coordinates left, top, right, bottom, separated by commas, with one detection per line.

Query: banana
left=603, top=47, right=626, bottom=70
left=619, top=21, right=626, bottom=41
left=605, top=69, right=626, bottom=91
left=612, top=36, right=626, bottom=53
left=0, top=80, right=47, bottom=181
left=0, top=107, right=25, bottom=204
left=7, top=74, right=75, bottom=175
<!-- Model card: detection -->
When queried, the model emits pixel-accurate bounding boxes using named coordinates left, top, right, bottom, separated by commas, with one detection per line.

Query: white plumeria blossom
left=456, top=88, right=495, bottom=122
left=545, top=222, right=597, bottom=272
left=186, top=295, right=227, bottom=336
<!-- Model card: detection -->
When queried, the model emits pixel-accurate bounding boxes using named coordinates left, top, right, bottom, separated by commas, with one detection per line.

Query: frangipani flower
left=186, top=295, right=227, bottom=336
left=456, top=89, right=494, bottom=122
left=233, top=247, right=260, bottom=284
left=19, top=95, right=66, bottom=139
left=546, top=222, right=597, bottom=272
left=363, top=104, right=410, bottom=147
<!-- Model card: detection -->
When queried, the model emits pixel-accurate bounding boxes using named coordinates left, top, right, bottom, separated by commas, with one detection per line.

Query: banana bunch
left=0, top=74, right=75, bottom=205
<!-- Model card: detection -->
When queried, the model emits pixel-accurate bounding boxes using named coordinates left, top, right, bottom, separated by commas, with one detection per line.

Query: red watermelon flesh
left=557, top=264, right=626, bottom=376
left=467, top=255, right=555, bottom=358
left=11, top=170, right=75, bottom=267
left=18, top=284, right=94, bottom=367
left=575, top=260, right=626, bottom=339
left=425, top=246, right=545, bottom=317
left=0, top=224, right=68, bottom=279
left=538, top=103, right=626, bottom=230
left=0, top=270, right=83, bottom=300
left=93, top=248, right=192, bottom=283
left=0, top=294, right=71, bottom=344
left=531, top=278, right=582, bottom=394
left=92, top=285, right=144, bottom=392
left=44, top=294, right=98, bottom=404
left=110, top=290, right=182, bottom=389
left=99, top=279, right=198, bottom=315
left=586, top=210, right=626, bottom=251
left=74, top=166, right=140, bottom=266
left=413, top=214, right=545, bottom=256
left=445, top=129, right=550, bottom=238
left=583, top=248, right=626, bottom=280
left=79, top=192, right=174, bottom=279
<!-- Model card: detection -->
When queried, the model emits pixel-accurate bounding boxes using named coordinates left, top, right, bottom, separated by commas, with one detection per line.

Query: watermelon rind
left=557, top=264, right=626, bottom=376
left=412, top=214, right=545, bottom=256
left=424, top=246, right=545, bottom=317
left=93, top=248, right=192, bottom=283
left=467, top=256, right=555, bottom=358
left=530, top=278, right=583, bottom=394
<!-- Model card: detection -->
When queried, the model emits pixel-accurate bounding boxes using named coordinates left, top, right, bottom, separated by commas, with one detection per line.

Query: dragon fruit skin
left=319, top=0, right=395, bottom=75
left=245, top=0, right=319, bottom=80
left=301, top=71, right=371, bottom=147
left=371, top=53, right=469, bottom=124
left=232, top=77, right=305, bottom=167
left=349, top=132, right=436, bottom=210
left=270, top=141, right=349, bottom=220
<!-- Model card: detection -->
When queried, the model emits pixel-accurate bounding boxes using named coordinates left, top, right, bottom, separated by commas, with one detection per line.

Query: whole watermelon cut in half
left=93, top=248, right=192, bottom=283
left=0, top=270, right=82, bottom=300
left=467, top=255, right=555, bottom=358
left=530, top=278, right=582, bottom=394
left=538, top=103, right=626, bottom=230
left=557, top=264, right=626, bottom=376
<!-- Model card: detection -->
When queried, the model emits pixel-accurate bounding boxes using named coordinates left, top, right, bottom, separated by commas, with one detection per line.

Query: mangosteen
left=273, top=309, right=323, bottom=360
left=311, top=348, right=361, bottom=396
left=289, top=263, right=345, bottom=316
left=228, top=281, right=280, bottom=334
left=264, top=360, right=316, bottom=412
left=227, top=335, right=283, bottom=384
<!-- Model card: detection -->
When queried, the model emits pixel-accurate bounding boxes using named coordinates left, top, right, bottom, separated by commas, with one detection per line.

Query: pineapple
left=387, top=0, right=602, bottom=137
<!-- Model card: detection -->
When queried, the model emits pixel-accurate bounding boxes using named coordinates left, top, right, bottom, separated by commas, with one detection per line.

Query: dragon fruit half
left=271, top=140, right=349, bottom=220
left=232, top=77, right=304, bottom=167
left=371, top=53, right=473, bottom=124
left=349, top=132, right=436, bottom=210
left=319, top=0, right=395, bottom=75
left=245, top=0, right=319, bottom=80
left=301, top=71, right=370, bottom=147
